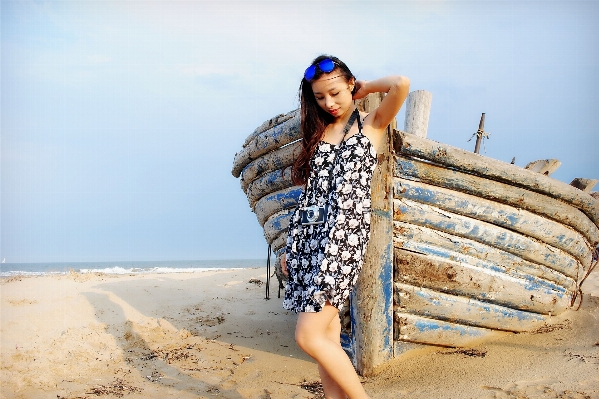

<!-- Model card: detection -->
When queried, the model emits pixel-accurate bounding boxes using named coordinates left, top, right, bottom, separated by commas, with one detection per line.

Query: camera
left=299, top=205, right=329, bottom=225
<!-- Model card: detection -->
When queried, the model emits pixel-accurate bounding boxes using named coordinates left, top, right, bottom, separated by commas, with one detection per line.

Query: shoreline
left=0, top=266, right=251, bottom=279
left=2, top=268, right=598, bottom=398
left=0, top=259, right=264, bottom=278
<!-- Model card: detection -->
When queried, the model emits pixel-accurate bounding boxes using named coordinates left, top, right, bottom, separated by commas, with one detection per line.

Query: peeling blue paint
left=394, top=160, right=592, bottom=265
left=400, top=288, right=536, bottom=336
left=270, top=212, right=291, bottom=230
left=381, top=240, right=394, bottom=351
left=401, top=240, right=567, bottom=295
left=264, top=187, right=302, bottom=203
left=340, top=331, right=354, bottom=362
left=413, top=319, right=484, bottom=337
left=265, top=172, right=281, bottom=185
left=395, top=200, right=580, bottom=277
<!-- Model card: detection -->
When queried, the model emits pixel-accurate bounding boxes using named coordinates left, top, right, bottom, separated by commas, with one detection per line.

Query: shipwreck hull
left=391, top=133, right=596, bottom=348
left=232, top=91, right=598, bottom=375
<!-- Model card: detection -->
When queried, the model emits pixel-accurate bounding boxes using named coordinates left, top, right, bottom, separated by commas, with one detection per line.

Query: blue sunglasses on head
left=304, top=58, right=336, bottom=81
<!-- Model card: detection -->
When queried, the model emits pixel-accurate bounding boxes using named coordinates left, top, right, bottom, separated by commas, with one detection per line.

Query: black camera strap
left=341, top=107, right=360, bottom=138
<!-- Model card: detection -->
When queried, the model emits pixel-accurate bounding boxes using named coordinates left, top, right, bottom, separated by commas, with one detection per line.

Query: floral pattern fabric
left=283, top=132, right=378, bottom=313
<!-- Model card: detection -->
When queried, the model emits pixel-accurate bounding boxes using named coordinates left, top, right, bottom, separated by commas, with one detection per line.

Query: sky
left=1, top=0, right=598, bottom=263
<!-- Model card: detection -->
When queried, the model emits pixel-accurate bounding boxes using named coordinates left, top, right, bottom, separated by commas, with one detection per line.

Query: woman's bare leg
left=318, top=312, right=346, bottom=398
left=295, top=302, right=370, bottom=399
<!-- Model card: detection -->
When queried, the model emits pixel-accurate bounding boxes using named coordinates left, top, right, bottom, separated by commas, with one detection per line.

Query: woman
left=281, top=55, right=409, bottom=399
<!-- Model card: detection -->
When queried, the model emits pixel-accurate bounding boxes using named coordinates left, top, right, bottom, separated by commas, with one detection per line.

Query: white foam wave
left=0, top=270, right=65, bottom=277
left=79, top=266, right=246, bottom=275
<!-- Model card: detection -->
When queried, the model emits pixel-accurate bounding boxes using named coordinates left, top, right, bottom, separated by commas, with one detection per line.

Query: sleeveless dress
left=283, top=129, right=378, bottom=313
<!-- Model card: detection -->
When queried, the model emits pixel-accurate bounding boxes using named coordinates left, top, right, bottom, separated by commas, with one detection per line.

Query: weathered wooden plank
left=245, top=166, right=294, bottom=208
left=271, top=231, right=288, bottom=253
left=254, top=186, right=302, bottom=226
left=393, top=131, right=599, bottom=227
left=394, top=283, right=547, bottom=332
left=394, top=234, right=576, bottom=294
left=352, top=93, right=394, bottom=376
left=393, top=178, right=593, bottom=263
left=232, top=112, right=301, bottom=178
left=394, top=248, right=571, bottom=314
left=395, top=156, right=599, bottom=248
left=524, top=159, right=561, bottom=176
left=393, top=221, right=576, bottom=291
left=241, top=141, right=301, bottom=192
left=242, top=109, right=299, bottom=148
left=570, top=178, right=599, bottom=193
left=404, top=90, right=432, bottom=138
left=263, top=210, right=292, bottom=244
left=395, top=313, right=508, bottom=347
left=393, top=240, right=571, bottom=301
left=394, top=197, right=584, bottom=277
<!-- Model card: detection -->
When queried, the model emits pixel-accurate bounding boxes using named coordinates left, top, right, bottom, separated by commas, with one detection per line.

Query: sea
left=0, top=259, right=266, bottom=278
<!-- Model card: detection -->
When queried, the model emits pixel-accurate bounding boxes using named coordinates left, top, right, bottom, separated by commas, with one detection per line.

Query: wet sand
left=1, top=268, right=598, bottom=398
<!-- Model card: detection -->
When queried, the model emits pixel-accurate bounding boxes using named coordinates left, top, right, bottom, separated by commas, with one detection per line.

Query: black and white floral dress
left=283, top=128, right=378, bottom=313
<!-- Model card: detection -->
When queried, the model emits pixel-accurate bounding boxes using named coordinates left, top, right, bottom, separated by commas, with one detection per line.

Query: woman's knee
left=296, top=319, right=340, bottom=354
left=295, top=304, right=339, bottom=353
left=295, top=322, right=315, bottom=353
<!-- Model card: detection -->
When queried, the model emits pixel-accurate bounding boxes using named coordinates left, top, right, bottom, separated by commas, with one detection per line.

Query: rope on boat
left=570, top=246, right=599, bottom=310
left=468, top=128, right=491, bottom=154
left=265, top=244, right=272, bottom=300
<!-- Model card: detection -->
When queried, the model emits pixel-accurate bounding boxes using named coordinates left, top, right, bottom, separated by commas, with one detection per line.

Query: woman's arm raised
left=353, top=75, right=410, bottom=132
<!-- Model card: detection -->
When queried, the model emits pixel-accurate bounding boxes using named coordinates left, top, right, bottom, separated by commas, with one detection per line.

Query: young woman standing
left=281, top=55, right=409, bottom=399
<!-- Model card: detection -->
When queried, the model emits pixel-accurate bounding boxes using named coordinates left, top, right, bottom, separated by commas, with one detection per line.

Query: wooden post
left=570, top=178, right=599, bottom=193
left=404, top=90, right=432, bottom=138
left=352, top=92, right=394, bottom=376
left=474, top=113, right=485, bottom=154
left=524, top=159, right=562, bottom=176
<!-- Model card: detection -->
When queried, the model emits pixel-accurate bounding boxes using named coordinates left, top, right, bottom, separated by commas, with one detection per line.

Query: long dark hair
left=291, top=55, right=355, bottom=186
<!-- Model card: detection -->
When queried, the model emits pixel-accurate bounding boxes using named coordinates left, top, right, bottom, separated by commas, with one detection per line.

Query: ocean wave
left=78, top=266, right=246, bottom=275
left=0, top=259, right=262, bottom=277
left=0, top=270, right=65, bottom=278
left=0, top=266, right=250, bottom=278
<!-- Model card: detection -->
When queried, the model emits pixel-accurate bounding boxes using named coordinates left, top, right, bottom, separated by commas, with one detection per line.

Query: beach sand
left=1, top=268, right=598, bottom=399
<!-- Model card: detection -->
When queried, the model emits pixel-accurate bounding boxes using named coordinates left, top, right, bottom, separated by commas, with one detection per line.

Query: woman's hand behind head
left=352, top=80, right=369, bottom=100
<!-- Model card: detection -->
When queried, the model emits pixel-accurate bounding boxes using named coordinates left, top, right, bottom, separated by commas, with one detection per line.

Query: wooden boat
left=231, top=91, right=599, bottom=375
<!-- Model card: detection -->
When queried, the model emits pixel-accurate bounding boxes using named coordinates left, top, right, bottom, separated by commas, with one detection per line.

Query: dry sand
left=1, top=268, right=598, bottom=399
